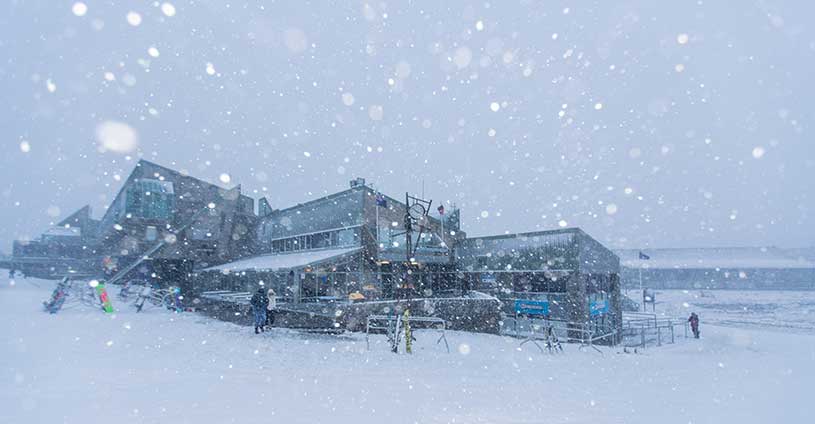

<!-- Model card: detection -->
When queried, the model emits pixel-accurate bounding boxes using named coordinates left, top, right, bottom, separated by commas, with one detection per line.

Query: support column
left=566, top=271, right=589, bottom=341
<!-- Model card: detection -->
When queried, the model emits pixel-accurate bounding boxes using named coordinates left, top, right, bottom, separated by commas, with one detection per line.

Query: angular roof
left=97, top=159, right=236, bottom=226
left=57, top=205, right=93, bottom=227
left=457, top=227, right=619, bottom=273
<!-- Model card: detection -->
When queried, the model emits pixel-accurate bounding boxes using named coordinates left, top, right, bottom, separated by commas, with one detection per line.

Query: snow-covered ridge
left=617, top=247, right=815, bottom=269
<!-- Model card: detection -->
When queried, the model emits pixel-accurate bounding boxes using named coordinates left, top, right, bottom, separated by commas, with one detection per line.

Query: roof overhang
left=201, top=246, right=361, bottom=273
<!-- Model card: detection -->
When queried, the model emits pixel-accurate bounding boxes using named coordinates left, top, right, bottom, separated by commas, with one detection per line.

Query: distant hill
left=783, top=247, right=815, bottom=263
left=614, top=247, right=815, bottom=290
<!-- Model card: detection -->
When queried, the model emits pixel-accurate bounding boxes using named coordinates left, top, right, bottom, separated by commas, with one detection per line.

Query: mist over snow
left=1, top=1, right=813, bottom=250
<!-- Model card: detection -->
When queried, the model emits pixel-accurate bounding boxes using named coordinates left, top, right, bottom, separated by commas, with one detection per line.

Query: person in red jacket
left=688, top=312, right=700, bottom=338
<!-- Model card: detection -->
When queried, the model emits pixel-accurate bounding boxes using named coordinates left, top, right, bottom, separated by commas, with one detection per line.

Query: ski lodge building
left=6, top=160, right=258, bottom=290
left=194, top=179, right=463, bottom=301
left=4, top=161, right=623, bottom=339
left=457, top=229, right=622, bottom=340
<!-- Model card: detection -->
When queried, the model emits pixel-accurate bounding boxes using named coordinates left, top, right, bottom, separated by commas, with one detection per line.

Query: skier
left=265, top=288, right=277, bottom=329
left=8, top=269, right=14, bottom=279
left=688, top=312, right=700, bottom=338
left=250, top=288, right=268, bottom=334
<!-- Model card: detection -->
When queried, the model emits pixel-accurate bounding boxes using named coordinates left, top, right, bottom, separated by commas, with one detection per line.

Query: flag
left=437, top=205, right=445, bottom=215
left=375, top=192, right=387, bottom=207
left=638, top=251, right=650, bottom=260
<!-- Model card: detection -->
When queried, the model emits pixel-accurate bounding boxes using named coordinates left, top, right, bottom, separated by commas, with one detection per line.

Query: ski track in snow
left=2, top=278, right=814, bottom=424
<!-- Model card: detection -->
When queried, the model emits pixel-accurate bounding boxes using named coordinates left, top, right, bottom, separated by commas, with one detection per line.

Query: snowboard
left=95, top=282, right=114, bottom=313
left=171, top=286, right=183, bottom=312
left=403, top=309, right=412, bottom=354
left=43, top=277, right=72, bottom=314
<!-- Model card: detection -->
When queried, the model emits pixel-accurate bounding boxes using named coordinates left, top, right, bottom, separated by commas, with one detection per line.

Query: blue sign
left=590, top=300, right=609, bottom=316
left=515, top=299, right=550, bottom=316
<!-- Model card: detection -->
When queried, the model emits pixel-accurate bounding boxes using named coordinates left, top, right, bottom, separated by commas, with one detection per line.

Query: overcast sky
left=1, top=0, right=813, bottom=251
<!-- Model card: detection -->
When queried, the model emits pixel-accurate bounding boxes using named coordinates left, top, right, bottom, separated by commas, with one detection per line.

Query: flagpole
left=639, top=264, right=644, bottom=312
left=440, top=207, right=444, bottom=246
left=374, top=187, right=380, bottom=249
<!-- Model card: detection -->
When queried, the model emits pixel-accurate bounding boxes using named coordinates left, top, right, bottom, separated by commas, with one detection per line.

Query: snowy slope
left=1, top=277, right=813, bottom=424
left=652, top=289, right=815, bottom=335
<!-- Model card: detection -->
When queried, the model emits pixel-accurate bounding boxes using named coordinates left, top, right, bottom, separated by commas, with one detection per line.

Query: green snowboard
left=95, top=282, right=114, bottom=313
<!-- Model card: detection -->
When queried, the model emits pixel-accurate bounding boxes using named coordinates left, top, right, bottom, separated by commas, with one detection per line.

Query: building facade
left=457, top=228, right=622, bottom=341
left=6, top=160, right=258, bottom=288
left=7, top=206, right=99, bottom=278
left=3, top=163, right=624, bottom=341
left=196, top=181, right=463, bottom=302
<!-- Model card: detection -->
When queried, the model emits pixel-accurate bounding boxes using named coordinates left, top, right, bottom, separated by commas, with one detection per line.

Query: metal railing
left=201, top=290, right=252, bottom=304
left=502, top=316, right=617, bottom=354
left=365, top=314, right=450, bottom=353
left=621, top=312, right=690, bottom=348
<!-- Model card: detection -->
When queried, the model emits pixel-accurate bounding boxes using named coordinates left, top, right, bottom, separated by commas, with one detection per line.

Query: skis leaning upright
left=390, top=313, right=403, bottom=353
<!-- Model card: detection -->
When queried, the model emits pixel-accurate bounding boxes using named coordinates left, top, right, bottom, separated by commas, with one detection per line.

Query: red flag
left=437, top=205, right=445, bottom=215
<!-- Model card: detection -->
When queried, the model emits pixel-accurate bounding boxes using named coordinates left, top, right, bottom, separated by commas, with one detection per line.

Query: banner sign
left=590, top=300, right=609, bottom=316
left=514, top=299, right=550, bottom=316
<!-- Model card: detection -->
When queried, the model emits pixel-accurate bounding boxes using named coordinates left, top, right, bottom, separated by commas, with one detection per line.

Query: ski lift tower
left=394, top=192, right=432, bottom=298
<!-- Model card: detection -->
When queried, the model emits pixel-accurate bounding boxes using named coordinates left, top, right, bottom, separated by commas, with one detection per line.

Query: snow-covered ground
left=2, top=277, right=813, bottom=424
left=646, top=289, right=815, bottom=335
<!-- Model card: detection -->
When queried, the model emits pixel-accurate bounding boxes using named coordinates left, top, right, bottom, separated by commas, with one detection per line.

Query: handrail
left=366, top=314, right=449, bottom=353
left=503, top=316, right=616, bottom=354
left=621, top=316, right=690, bottom=348
left=104, top=206, right=209, bottom=286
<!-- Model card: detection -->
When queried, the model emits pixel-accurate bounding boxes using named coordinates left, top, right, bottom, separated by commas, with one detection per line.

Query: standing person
left=688, top=312, right=700, bottom=339
left=265, top=288, right=277, bottom=329
left=250, top=288, right=268, bottom=334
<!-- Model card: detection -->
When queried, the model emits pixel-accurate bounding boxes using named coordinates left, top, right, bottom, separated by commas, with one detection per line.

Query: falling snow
left=126, top=11, right=142, bottom=27
left=0, top=2, right=812, bottom=422
left=71, top=2, right=88, bottom=17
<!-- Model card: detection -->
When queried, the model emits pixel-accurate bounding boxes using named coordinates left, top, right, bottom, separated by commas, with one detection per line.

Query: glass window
left=125, top=179, right=174, bottom=220
left=145, top=226, right=157, bottom=241
left=314, top=232, right=330, bottom=248
left=338, top=228, right=357, bottom=246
